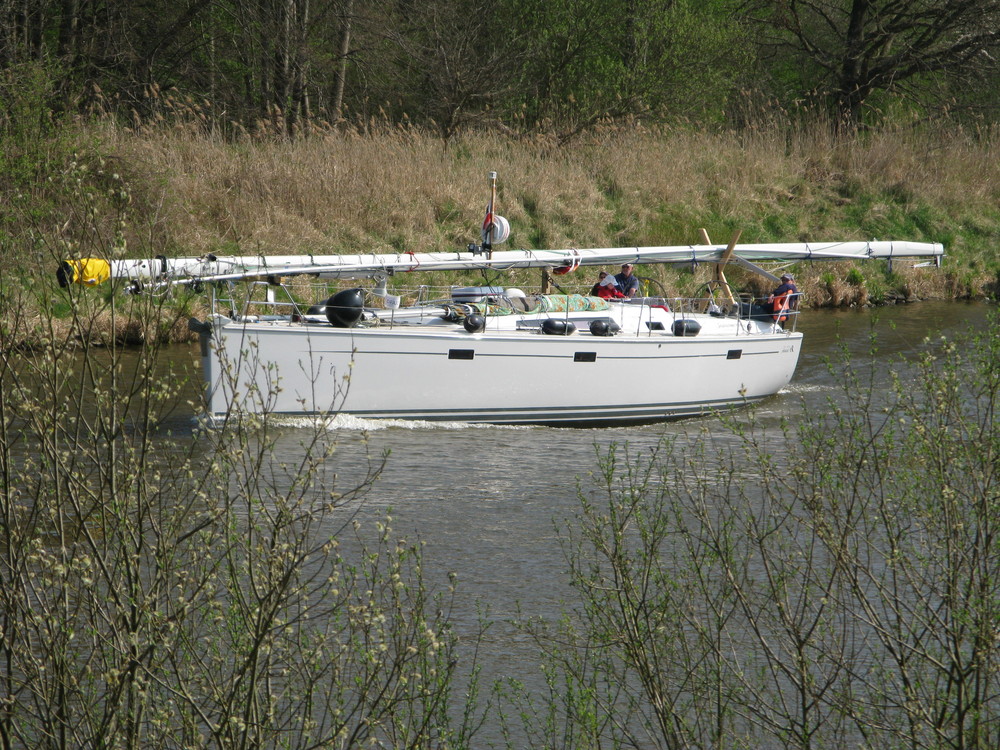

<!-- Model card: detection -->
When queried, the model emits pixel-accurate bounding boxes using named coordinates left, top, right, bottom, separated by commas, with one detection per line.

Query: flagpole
left=486, top=171, right=497, bottom=258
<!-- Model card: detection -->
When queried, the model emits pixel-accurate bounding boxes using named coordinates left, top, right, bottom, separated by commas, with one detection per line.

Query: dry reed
left=94, top=120, right=998, bottom=251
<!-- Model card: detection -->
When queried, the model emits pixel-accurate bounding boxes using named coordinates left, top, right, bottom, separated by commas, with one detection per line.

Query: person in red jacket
left=590, top=271, right=626, bottom=299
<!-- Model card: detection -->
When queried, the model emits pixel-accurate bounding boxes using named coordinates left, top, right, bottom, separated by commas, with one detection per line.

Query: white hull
left=197, top=304, right=802, bottom=425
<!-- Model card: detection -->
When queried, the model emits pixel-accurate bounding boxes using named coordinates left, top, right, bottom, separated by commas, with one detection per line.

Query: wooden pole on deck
left=541, top=266, right=553, bottom=294
left=700, top=228, right=739, bottom=306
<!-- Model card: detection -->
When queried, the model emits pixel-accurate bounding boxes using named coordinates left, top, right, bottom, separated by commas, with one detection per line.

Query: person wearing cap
left=614, top=263, right=640, bottom=298
left=768, top=273, right=799, bottom=322
left=591, top=270, right=626, bottom=299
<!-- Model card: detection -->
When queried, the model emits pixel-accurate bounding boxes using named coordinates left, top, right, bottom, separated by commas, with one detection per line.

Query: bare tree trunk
left=331, top=0, right=352, bottom=123
left=836, top=0, right=871, bottom=130
left=269, top=0, right=311, bottom=135
left=291, top=0, right=310, bottom=132
left=57, top=0, right=79, bottom=63
left=273, top=0, right=292, bottom=135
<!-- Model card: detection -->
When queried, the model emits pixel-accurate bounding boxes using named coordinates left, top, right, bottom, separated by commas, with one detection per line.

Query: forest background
left=3, top=0, right=1000, bottom=342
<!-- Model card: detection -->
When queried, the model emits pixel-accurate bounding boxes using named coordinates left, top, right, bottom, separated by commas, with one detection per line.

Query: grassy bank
left=3, top=119, right=999, bottom=347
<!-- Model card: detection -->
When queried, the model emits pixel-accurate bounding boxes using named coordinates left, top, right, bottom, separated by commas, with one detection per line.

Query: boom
left=59, top=240, right=944, bottom=290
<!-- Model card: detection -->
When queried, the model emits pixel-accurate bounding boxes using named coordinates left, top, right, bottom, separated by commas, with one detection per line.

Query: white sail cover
left=63, top=240, right=944, bottom=287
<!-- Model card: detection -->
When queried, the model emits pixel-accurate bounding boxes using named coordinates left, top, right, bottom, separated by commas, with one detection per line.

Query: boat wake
left=271, top=413, right=534, bottom=432
left=782, top=382, right=832, bottom=394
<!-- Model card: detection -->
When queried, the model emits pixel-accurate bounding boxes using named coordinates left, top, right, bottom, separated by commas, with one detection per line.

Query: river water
left=165, top=300, right=994, bottom=742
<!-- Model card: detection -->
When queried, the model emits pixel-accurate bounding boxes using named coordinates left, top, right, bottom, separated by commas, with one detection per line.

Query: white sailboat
left=59, top=172, right=944, bottom=426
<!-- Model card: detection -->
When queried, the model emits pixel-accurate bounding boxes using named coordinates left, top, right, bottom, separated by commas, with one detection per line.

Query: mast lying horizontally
left=59, top=240, right=944, bottom=289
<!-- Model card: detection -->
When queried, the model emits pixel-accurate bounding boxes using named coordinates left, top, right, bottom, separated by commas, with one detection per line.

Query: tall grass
left=95, top=121, right=996, bottom=238
left=94, top=118, right=1000, bottom=271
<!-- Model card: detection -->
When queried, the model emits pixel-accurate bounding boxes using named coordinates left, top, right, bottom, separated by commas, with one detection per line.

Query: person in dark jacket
left=768, top=273, right=799, bottom=321
left=614, top=263, right=640, bottom=297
